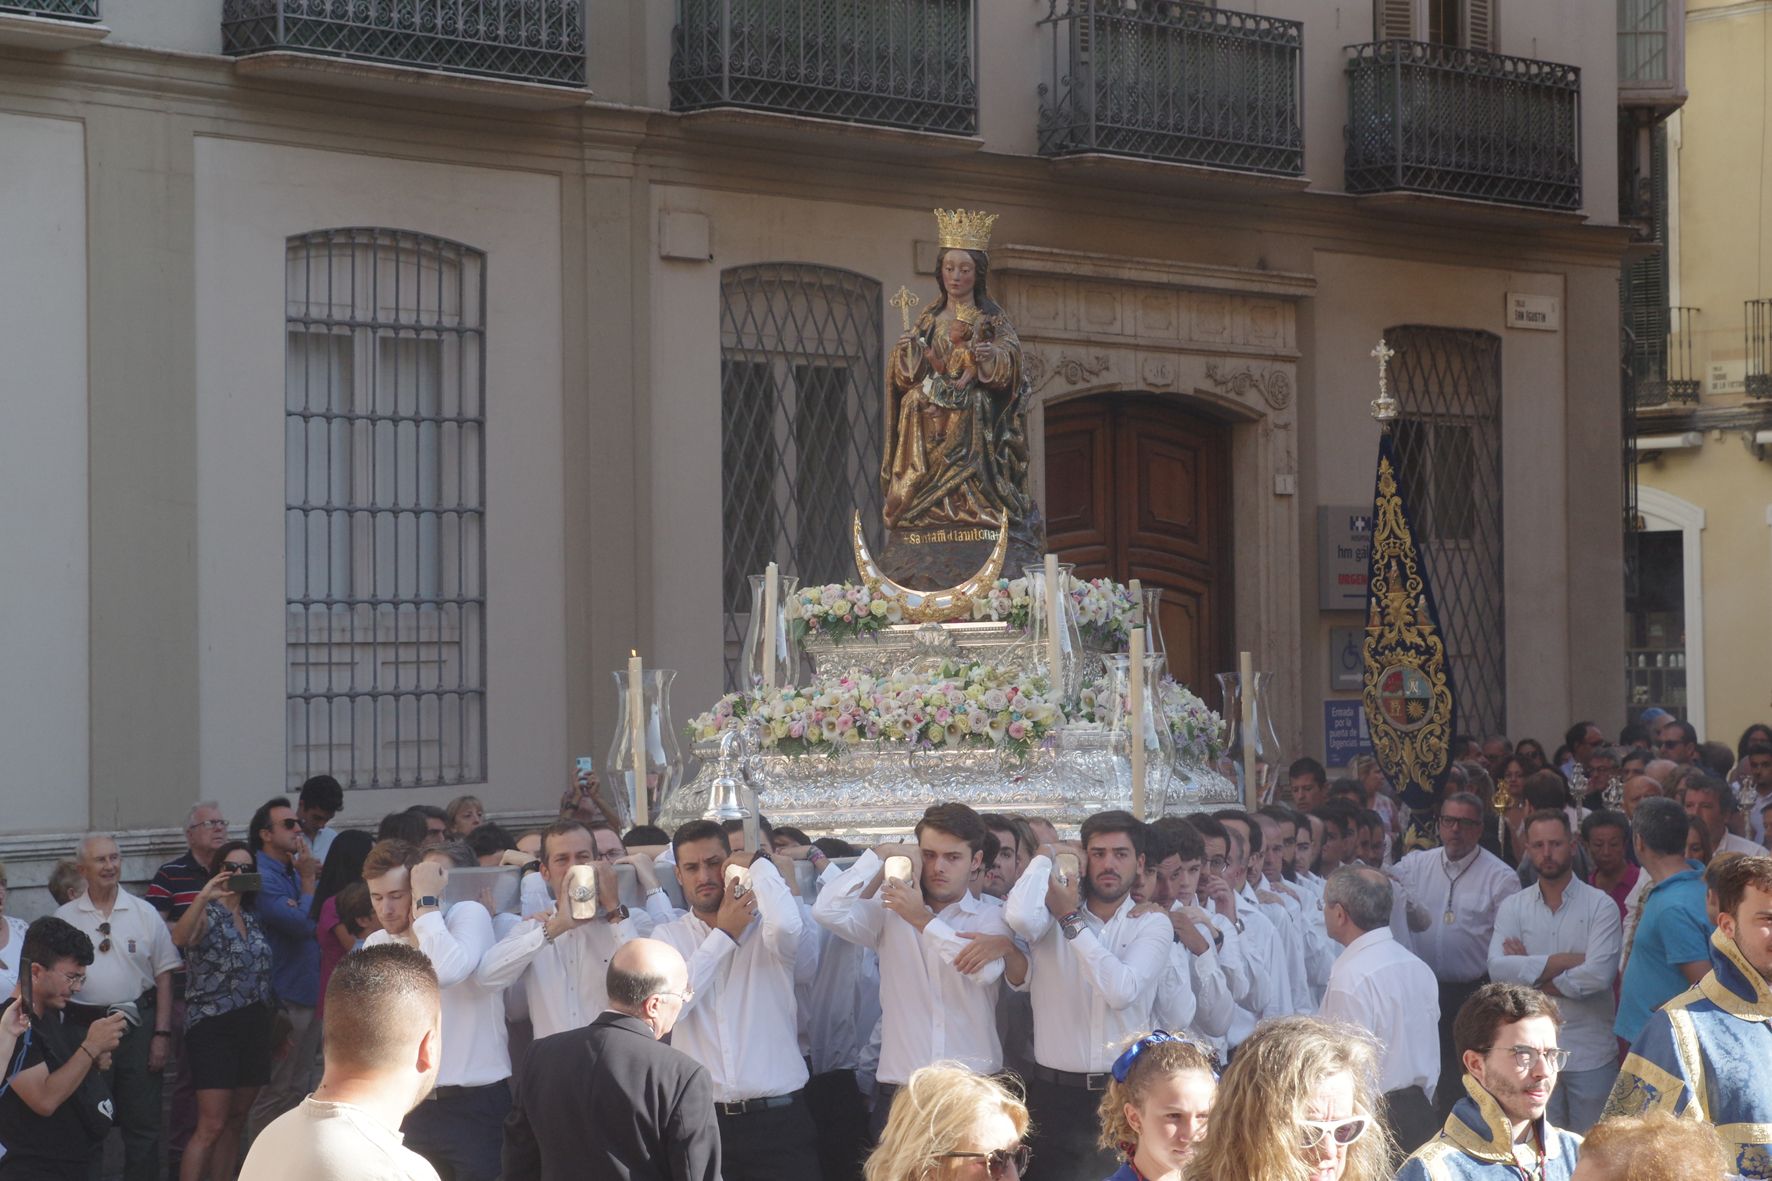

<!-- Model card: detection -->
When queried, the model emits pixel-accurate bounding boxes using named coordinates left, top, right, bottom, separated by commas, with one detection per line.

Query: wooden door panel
left=1044, top=402, right=1115, bottom=576
left=1046, top=395, right=1230, bottom=698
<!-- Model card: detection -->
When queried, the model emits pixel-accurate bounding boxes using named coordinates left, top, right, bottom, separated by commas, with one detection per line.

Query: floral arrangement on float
left=791, top=576, right=1139, bottom=648
left=688, top=662, right=1062, bottom=757
left=1071, top=674, right=1227, bottom=768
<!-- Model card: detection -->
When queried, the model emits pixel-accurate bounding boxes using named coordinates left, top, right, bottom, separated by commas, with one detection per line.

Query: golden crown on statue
left=933, top=208, right=998, bottom=253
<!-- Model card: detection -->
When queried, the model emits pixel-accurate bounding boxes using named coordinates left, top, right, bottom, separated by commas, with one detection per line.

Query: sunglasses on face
left=1298, top=1115, right=1369, bottom=1151
left=277, top=818, right=302, bottom=831
left=1659, top=739, right=1683, bottom=750
left=1439, top=816, right=1482, bottom=830
left=938, top=1146, right=1031, bottom=1178
left=221, top=861, right=255, bottom=873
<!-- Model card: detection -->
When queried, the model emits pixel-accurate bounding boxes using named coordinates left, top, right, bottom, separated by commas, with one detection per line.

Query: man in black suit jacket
left=502, top=938, right=720, bottom=1181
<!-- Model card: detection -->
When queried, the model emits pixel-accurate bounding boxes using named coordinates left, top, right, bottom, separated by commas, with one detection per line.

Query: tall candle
left=1239, top=649, right=1257, bottom=811
left=628, top=650, right=648, bottom=826
left=1129, top=578, right=1143, bottom=626
left=762, top=562, right=779, bottom=690
left=1130, top=626, right=1147, bottom=818
left=1043, top=553, right=1062, bottom=691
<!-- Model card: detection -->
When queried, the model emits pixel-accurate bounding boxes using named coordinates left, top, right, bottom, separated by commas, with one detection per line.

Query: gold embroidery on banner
left=1361, top=454, right=1454, bottom=801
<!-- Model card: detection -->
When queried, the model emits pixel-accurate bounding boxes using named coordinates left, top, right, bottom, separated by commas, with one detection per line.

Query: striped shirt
left=147, top=851, right=211, bottom=923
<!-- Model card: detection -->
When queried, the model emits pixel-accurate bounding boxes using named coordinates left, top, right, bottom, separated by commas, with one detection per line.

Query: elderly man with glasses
left=1390, top=792, right=1522, bottom=1119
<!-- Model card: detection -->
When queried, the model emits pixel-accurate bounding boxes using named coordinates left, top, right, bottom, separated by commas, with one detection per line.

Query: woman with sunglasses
left=171, top=840, right=274, bottom=1181
left=865, top=1063, right=1032, bottom=1181
left=1185, top=1016, right=1393, bottom=1181
left=1097, top=1031, right=1216, bottom=1180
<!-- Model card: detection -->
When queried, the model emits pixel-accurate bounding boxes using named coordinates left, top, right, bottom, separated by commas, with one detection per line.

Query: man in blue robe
left=1605, top=854, right=1772, bottom=1180
left=1397, top=982, right=1582, bottom=1180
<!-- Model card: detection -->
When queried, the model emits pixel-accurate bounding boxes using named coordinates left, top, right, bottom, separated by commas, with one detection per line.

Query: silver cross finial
left=1370, top=338, right=1399, bottom=423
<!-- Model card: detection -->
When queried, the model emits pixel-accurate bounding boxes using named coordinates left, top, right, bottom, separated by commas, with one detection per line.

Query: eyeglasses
left=1659, top=739, right=1683, bottom=750
left=186, top=819, right=228, bottom=832
left=1503, top=1045, right=1570, bottom=1072
left=47, top=967, right=86, bottom=989
left=1205, top=857, right=1229, bottom=873
left=938, top=1146, right=1032, bottom=1178
left=655, top=986, right=695, bottom=1005
left=97, top=922, right=112, bottom=954
left=221, top=862, right=255, bottom=873
left=1298, top=1116, right=1369, bottom=1151
left=1439, top=816, right=1483, bottom=830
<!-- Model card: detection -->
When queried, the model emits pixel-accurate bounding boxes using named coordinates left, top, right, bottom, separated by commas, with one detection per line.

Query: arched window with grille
left=720, top=264, right=884, bottom=690
left=285, top=228, right=486, bottom=791
left=1385, top=325, right=1505, bottom=739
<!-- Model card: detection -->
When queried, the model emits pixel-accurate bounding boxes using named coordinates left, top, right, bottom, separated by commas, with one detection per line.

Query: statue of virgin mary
left=878, top=208, right=1043, bottom=585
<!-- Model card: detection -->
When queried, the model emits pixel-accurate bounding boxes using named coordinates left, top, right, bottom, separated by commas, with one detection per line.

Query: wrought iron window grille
left=285, top=228, right=487, bottom=791
left=1386, top=326, right=1506, bottom=741
left=0, top=0, right=99, bottom=19
left=1630, top=305, right=1700, bottom=408
left=222, top=0, right=586, bottom=87
left=720, top=263, right=885, bottom=691
left=671, top=0, right=978, bottom=135
left=1344, top=39, right=1583, bottom=211
left=1748, top=299, right=1772, bottom=399
left=1036, top=0, right=1303, bottom=177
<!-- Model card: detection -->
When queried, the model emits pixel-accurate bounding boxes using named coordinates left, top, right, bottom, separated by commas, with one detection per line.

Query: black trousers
left=1436, top=978, right=1486, bottom=1118
left=1382, top=1084, right=1439, bottom=1156
left=805, top=1070, right=869, bottom=1181
left=1022, top=1073, right=1117, bottom=1181
left=716, top=1092, right=824, bottom=1181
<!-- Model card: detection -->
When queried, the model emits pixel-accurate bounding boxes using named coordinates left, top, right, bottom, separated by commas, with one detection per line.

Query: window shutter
left=1463, top=0, right=1495, bottom=51
left=1375, top=0, right=1415, bottom=40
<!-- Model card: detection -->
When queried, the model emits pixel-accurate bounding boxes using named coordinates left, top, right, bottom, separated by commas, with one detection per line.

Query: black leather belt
left=716, top=1091, right=798, bottom=1117
left=1025, top=1063, right=1111, bottom=1092
left=428, top=1081, right=505, bottom=1102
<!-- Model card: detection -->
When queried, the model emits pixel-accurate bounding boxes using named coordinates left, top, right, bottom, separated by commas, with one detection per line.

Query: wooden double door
left=1044, top=395, right=1232, bottom=704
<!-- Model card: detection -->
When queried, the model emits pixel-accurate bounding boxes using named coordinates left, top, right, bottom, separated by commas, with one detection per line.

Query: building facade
left=0, top=0, right=1646, bottom=911
left=1628, top=0, right=1770, bottom=747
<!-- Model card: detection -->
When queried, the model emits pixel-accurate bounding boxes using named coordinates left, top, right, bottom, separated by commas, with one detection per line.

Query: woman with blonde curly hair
left=865, top=1063, right=1032, bottom=1181
left=1184, top=1017, right=1393, bottom=1181
left=1097, top=1032, right=1217, bottom=1180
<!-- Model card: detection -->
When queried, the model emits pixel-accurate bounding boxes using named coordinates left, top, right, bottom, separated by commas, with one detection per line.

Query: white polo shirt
left=56, top=888, right=182, bottom=1007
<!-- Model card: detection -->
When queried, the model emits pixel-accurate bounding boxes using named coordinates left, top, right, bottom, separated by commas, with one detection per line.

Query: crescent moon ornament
left=852, top=511, right=1009, bottom=623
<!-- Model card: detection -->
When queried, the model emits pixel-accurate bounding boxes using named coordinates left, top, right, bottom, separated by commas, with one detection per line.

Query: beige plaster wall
left=0, top=112, right=90, bottom=832
left=191, top=137, right=569, bottom=825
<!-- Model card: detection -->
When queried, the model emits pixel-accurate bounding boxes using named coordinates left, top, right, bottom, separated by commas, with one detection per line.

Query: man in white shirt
left=1742, top=743, right=1772, bottom=844
left=1146, top=818, right=1247, bottom=1048
left=1194, top=815, right=1285, bottom=1039
left=814, top=802, right=1018, bottom=1136
left=240, top=943, right=442, bottom=1181
left=1216, top=810, right=1308, bottom=1016
left=980, top=813, right=1036, bottom=901
left=652, top=819, right=820, bottom=1181
left=478, top=820, right=645, bottom=1038
left=1005, top=809, right=1172, bottom=1179
left=56, top=833, right=183, bottom=1181
left=1685, top=775, right=1768, bottom=859
left=362, top=840, right=510, bottom=1181
left=1486, top=810, right=1621, bottom=1133
left=1254, top=810, right=1338, bottom=1006
left=1391, top=791, right=1522, bottom=1116
left=1319, top=864, right=1440, bottom=1153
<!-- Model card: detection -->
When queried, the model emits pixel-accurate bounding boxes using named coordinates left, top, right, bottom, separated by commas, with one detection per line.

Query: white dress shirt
left=1318, top=927, right=1440, bottom=1099
left=1004, top=855, right=1172, bottom=1072
left=1256, top=879, right=1310, bottom=1014
left=56, top=888, right=182, bottom=1006
left=365, top=902, right=508, bottom=1086
left=1486, top=876, right=1622, bottom=1072
left=813, top=850, right=1010, bottom=1083
left=1718, top=832, right=1769, bottom=858
left=1196, top=909, right=1250, bottom=1057
left=477, top=903, right=640, bottom=1039
left=1286, top=875, right=1339, bottom=1006
left=1153, top=939, right=1199, bottom=1034
left=1225, top=888, right=1285, bottom=1046
left=1392, top=846, right=1521, bottom=983
left=652, top=857, right=807, bottom=1102
left=1748, top=794, right=1772, bottom=846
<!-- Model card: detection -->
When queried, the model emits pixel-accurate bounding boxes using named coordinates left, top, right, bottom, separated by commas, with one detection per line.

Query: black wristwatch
left=417, top=895, right=441, bottom=910
left=606, top=904, right=631, bottom=924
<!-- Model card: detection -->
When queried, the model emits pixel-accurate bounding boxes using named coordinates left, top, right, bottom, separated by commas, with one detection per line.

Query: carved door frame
left=990, top=245, right=1316, bottom=749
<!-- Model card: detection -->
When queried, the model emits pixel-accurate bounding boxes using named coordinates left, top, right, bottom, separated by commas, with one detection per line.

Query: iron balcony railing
left=1036, top=0, right=1303, bottom=176
left=1630, top=305, right=1701, bottom=408
left=221, top=0, right=586, bottom=87
left=1749, top=299, right=1772, bottom=399
left=1, top=0, right=100, bottom=18
left=671, top=0, right=978, bottom=135
left=1345, top=40, right=1582, bottom=211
